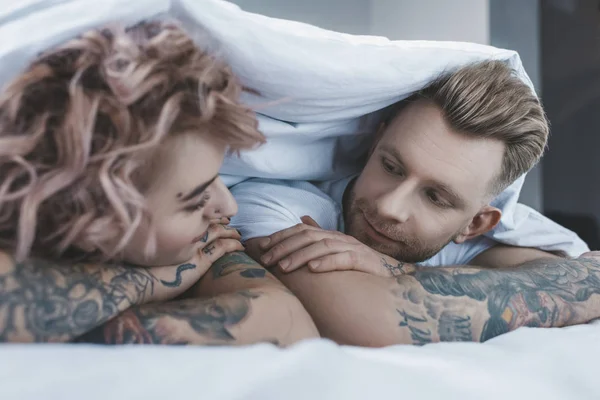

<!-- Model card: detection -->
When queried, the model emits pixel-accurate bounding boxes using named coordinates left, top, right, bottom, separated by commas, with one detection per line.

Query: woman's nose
left=205, top=177, right=238, bottom=219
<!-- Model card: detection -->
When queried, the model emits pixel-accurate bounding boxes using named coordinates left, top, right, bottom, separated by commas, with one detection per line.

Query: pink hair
left=0, top=20, right=265, bottom=262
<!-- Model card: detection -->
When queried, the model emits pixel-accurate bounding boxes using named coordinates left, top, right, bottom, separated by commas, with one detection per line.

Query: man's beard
left=343, top=188, right=458, bottom=263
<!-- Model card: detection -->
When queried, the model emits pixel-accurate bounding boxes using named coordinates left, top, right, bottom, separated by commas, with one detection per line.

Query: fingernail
left=309, top=261, right=320, bottom=270
left=259, top=238, right=271, bottom=248
left=261, top=254, right=272, bottom=265
left=279, top=259, right=290, bottom=270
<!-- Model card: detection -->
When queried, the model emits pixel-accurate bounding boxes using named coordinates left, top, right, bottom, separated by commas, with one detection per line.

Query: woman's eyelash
left=184, top=193, right=210, bottom=213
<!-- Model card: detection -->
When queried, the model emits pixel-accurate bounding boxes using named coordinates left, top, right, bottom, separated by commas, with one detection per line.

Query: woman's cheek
left=155, top=218, right=200, bottom=253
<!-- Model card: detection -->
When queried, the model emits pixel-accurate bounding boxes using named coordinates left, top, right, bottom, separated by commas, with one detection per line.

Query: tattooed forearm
left=0, top=257, right=156, bottom=342
left=0, top=253, right=204, bottom=343
left=382, top=258, right=407, bottom=277
left=392, top=257, right=600, bottom=344
left=212, top=252, right=267, bottom=280
left=79, top=290, right=260, bottom=345
left=438, top=313, right=472, bottom=342
left=160, top=263, right=196, bottom=287
left=397, top=309, right=432, bottom=345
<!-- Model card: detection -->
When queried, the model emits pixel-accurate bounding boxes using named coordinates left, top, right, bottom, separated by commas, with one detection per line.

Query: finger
left=278, top=239, right=355, bottom=273
left=301, top=215, right=321, bottom=228
left=223, top=224, right=240, bottom=231
left=258, top=223, right=315, bottom=250
left=261, top=229, right=341, bottom=267
left=199, top=238, right=245, bottom=264
left=201, top=223, right=242, bottom=246
left=306, top=251, right=363, bottom=273
left=581, top=251, right=600, bottom=258
left=210, top=217, right=231, bottom=225
left=580, top=251, right=600, bottom=262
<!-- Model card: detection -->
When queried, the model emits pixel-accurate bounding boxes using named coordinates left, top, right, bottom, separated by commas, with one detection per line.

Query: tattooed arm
left=270, top=248, right=600, bottom=346
left=79, top=252, right=319, bottom=346
left=0, top=251, right=209, bottom=343
left=391, top=254, right=600, bottom=344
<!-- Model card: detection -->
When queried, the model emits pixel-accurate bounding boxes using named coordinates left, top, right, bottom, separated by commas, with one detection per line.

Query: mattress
left=1, top=321, right=599, bottom=400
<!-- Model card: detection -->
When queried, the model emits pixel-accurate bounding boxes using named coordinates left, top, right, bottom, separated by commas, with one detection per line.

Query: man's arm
left=392, top=254, right=600, bottom=344
left=79, top=252, right=320, bottom=346
left=0, top=252, right=208, bottom=343
left=262, top=244, right=600, bottom=346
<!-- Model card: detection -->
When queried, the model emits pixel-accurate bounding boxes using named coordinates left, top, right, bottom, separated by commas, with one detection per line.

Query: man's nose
left=374, top=182, right=414, bottom=223
left=205, top=177, right=238, bottom=220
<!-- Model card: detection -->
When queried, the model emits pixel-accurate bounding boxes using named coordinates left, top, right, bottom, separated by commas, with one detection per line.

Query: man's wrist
left=381, top=257, right=416, bottom=277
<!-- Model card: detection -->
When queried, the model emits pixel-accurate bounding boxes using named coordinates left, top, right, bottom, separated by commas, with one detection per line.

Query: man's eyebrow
left=380, top=144, right=405, bottom=166
left=431, top=182, right=466, bottom=208
left=177, top=175, right=218, bottom=202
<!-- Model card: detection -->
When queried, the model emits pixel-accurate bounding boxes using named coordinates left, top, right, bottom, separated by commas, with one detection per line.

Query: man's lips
left=362, top=213, right=397, bottom=243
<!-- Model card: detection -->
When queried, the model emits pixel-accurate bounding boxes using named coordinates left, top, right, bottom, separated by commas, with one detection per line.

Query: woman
left=0, top=20, right=318, bottom=345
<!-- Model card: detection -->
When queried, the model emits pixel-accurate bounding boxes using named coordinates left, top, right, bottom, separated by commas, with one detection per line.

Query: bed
left=2, top=321, right=600, bottom=399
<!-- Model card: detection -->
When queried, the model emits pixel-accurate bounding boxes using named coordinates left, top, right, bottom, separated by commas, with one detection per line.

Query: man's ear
left=454, top=205, right=502, bottom=244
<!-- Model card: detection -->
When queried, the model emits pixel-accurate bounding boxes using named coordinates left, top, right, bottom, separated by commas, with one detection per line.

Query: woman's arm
left=79, top=252, right=319, bottom=346
left=0, top=251, right=214, bottom=343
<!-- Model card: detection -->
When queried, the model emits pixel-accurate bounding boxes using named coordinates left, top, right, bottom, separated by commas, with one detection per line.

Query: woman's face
left=122, top=133, right=238, bottom=267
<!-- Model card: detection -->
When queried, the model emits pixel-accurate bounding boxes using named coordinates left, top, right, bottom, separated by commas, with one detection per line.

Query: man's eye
left=426, top=190, right=450, bottom=208
left=381, top=157, right=400, bottom=175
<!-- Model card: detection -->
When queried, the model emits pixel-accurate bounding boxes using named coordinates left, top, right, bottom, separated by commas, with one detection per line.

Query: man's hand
left=581, top=251, right=600, bottom=260
left=257, top=215, right=415, bottom=277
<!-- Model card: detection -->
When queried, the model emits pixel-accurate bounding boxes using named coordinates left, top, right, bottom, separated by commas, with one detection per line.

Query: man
left=228, top=60, right=600, bottom=346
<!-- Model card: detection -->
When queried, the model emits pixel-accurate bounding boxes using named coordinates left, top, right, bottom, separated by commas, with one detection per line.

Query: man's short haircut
left=404, top=60, right=549, bottom=196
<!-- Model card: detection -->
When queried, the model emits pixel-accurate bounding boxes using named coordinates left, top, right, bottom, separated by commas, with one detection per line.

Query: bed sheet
left=1, top=321, right=599, bottom=400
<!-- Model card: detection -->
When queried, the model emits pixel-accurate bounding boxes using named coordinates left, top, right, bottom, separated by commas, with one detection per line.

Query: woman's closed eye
left=184, top=193, right=211, bottom=213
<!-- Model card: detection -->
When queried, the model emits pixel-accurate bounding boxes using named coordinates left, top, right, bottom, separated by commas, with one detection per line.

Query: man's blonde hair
left=409, top=60, right=549, bottom=195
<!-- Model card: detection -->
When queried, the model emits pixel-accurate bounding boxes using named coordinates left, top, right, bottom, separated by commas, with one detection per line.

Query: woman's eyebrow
left=177, top=175, right=218, bottom=202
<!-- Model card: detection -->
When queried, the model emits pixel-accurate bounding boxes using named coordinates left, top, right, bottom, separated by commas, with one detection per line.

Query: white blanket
left=0, top=0, right=534, bottom=184
left=1, top=321, right=600, bottom=400
left=0, top=0, right=535, bottom=183
left=0, top=0, right=588, bottom=256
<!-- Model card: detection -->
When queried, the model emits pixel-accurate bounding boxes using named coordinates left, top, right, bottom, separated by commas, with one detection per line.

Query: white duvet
left=0, top=0, right=588, bottom=256
left=0, top=1, right=598, bottom=399
left=1, top=321, right=600, bottom=400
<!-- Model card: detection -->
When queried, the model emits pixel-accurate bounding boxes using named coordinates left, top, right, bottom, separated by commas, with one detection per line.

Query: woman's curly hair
left=0, top=20, right=265, bottom=262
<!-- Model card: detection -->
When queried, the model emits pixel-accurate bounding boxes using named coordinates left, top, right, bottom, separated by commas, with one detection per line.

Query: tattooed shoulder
left=80, top=289, right=262, bottom=345
left=211, top=252, right=267, bottom=280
